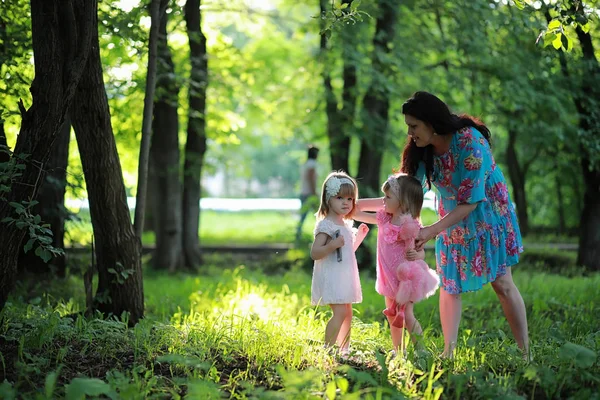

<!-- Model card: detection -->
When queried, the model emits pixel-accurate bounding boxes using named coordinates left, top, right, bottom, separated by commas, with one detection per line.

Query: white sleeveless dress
left=311, top=218, right=363, bottom=305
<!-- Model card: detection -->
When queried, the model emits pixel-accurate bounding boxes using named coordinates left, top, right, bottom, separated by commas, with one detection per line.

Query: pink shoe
left=391, top=307, right=405, bottom=328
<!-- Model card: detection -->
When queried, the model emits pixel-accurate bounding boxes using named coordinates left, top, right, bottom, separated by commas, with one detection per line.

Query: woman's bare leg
left=439, top=288, right=462, bottom=358
left=491, top=267, right=530, bottom=359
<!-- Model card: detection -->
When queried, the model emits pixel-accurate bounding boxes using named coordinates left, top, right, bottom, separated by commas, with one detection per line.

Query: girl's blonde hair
left=382, top=174, right=423, bottom=218
left=316, top=171, right=358, bottom=220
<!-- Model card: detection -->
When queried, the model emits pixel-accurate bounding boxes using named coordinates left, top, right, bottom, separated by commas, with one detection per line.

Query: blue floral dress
left=416, top=127, right=523, bottom=294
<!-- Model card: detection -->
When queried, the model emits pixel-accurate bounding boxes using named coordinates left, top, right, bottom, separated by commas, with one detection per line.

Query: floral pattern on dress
left=418, top=127, right=524, bottom=294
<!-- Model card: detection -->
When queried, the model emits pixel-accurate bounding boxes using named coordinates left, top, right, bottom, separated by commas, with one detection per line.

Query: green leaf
left=339, top=2, right=349, bottom=9
left=0, top=381, right=16, bottom=400
left=23, top=238, right=35, bottom=253
left=325, top=380, right=337, bottom=399
left=547, top=19, right=561, bottom=32
left=581, top=22, right=591, bottom=34
left=559, top=342, right=597, bottom=369
left=45, top=369, right=61, bottom=398
left=513, top=0, right=526, bottom=10
left=552, top=33, right=562, bottom=50
left=65, top=378, right=117, bottom=400
left=108, top=268, right=117, bottom=274
left=40, top=249, right=52, bottom=263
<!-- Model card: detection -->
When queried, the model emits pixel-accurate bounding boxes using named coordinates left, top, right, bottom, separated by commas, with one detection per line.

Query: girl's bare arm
left=310, top=232, right=343, bottom=260
left=356, top=198, right=384, bottom=212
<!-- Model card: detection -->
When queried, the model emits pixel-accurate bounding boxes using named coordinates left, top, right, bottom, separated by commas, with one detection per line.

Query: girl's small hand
left=357, top=223, right=369, bottom=236
left=415, top=226, right=437, bottom=251
left=405, top=249, right=418, bottom=261
left=332, top=235, right=345, bottom=249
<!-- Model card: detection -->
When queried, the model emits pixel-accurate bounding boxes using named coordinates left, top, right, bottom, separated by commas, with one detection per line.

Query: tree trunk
left=0, top=0, right=94, bottom=309
left=133, top=0, right=161, bottom=239
left=356, top=0, right=398, bottom=197
left=182, top=0, right=208, bottom=268
left=319, top=0, right=350, bottom=172
left=554, top=161, right=566, bottom=233
left=70, top=8, right=144, bottom=323
left=150, top=0, right=183, bottom=271
left=0, top=120, right=8, bottom=162
left=574, top=26, right=600, bottom=270
left=505, top=128, right=529, bottom=235
left=18, top=118, right=70, bottom=276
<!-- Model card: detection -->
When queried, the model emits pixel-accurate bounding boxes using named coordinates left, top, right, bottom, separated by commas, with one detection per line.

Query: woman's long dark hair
left=400, top=91, right=491, bottom=189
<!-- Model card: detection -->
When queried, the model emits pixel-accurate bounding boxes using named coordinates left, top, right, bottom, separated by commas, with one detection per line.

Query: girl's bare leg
left=336, top=304, right=353, bottom=351
left=439, top=288, right=462, bottom=358
left=384, top=297, right=402, bottom=352
left=325, top=304, right=350, bottom=347
left=491, top=267, right=530, bottom=359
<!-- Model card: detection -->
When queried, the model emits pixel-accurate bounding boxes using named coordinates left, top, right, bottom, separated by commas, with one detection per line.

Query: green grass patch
left=2, top=258, right=599, bottom=399
left=65, top=208, right=440, bottom=246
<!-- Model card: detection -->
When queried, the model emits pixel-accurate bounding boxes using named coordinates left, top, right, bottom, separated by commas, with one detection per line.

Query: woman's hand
left=415, top=226, right=438, bottom=251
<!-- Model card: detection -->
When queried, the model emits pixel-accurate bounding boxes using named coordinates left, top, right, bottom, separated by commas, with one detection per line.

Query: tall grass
left=1, top=258, right=598, bottom=399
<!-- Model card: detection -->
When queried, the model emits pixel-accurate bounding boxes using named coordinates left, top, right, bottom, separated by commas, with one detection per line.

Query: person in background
left=296, top=145, right=319, bottom=241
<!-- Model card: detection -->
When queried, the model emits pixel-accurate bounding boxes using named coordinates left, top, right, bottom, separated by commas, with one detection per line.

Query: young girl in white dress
left=310, top=171, right=369, bottom=355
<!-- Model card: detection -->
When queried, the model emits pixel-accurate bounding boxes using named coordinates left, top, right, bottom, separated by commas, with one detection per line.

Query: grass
left=2, top=256, right=599, bottom=399
left=65, top=208, right=441, bottom=247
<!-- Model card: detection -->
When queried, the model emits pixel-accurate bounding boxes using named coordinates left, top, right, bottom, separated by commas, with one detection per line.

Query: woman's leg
left=325, top=304, right=350, bottom=347
left=490, top=267, right=530, bottom=358
left=439, top=288, right=462, bottom=357
left=336, top=304, right=353, bottom=351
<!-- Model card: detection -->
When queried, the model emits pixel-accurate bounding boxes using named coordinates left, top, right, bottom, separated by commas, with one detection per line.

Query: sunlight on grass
left=3, top=262, right=599, bottom=398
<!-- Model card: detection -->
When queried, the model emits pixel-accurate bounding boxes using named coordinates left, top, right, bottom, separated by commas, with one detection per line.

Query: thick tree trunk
left=0, top=0, right=94, bottom=309
left=150, top=1, right=183, bottom=271
left=505, top=128, right=529, bottom=236
left=182, top=0, right=208, bottom=268
left=70, top=10, right=144, bottom=323
left=18, top=118, right=70, bottom=276
left=357, top=0, right=397, bottom=197
left=574, top=26, right=600, bottom=270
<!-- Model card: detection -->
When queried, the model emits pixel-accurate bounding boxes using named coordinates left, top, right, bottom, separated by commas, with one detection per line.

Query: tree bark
left=182, top=0, right=208, bottom=268
left=357, top=0, right=398, bottom=197
left=574, top=26, right=600, bottom=270
left=505, top=128, right=529, bottom=235
left=70, top=7, right=144, bottom=323
left=18, top=118, right=70, bottom=276
left=319, top=0, right=353, bottom=172
left=0, top=0, right=94, bottom=309
left=150, top=0, right=183, bottom=271
left=133, top=0, right=161, bottom=239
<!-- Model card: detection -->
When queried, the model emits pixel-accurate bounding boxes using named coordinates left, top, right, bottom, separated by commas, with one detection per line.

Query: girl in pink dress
left=354, top=173, right=439, bottom=354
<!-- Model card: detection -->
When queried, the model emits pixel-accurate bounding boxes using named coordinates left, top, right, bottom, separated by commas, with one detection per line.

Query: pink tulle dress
left=375, top=210, right=439, bottom=327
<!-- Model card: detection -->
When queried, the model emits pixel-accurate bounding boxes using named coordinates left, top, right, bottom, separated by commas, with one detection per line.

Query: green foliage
left=2, top=260, right=599, bottom=398
left=0, top=145, right=64, bottom=262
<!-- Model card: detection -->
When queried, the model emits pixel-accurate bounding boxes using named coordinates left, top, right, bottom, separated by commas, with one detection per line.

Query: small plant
left=1, top=145, right=65, bottom=263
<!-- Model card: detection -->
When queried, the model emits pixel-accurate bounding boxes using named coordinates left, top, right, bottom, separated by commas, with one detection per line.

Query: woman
left=401, top=91, right=529, bottom=359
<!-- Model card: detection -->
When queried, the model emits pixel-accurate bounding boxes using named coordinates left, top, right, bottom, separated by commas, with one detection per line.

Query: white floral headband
left=325, top=177, right=355, bottom=201
left=386, top=174, right=402, bottom=198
